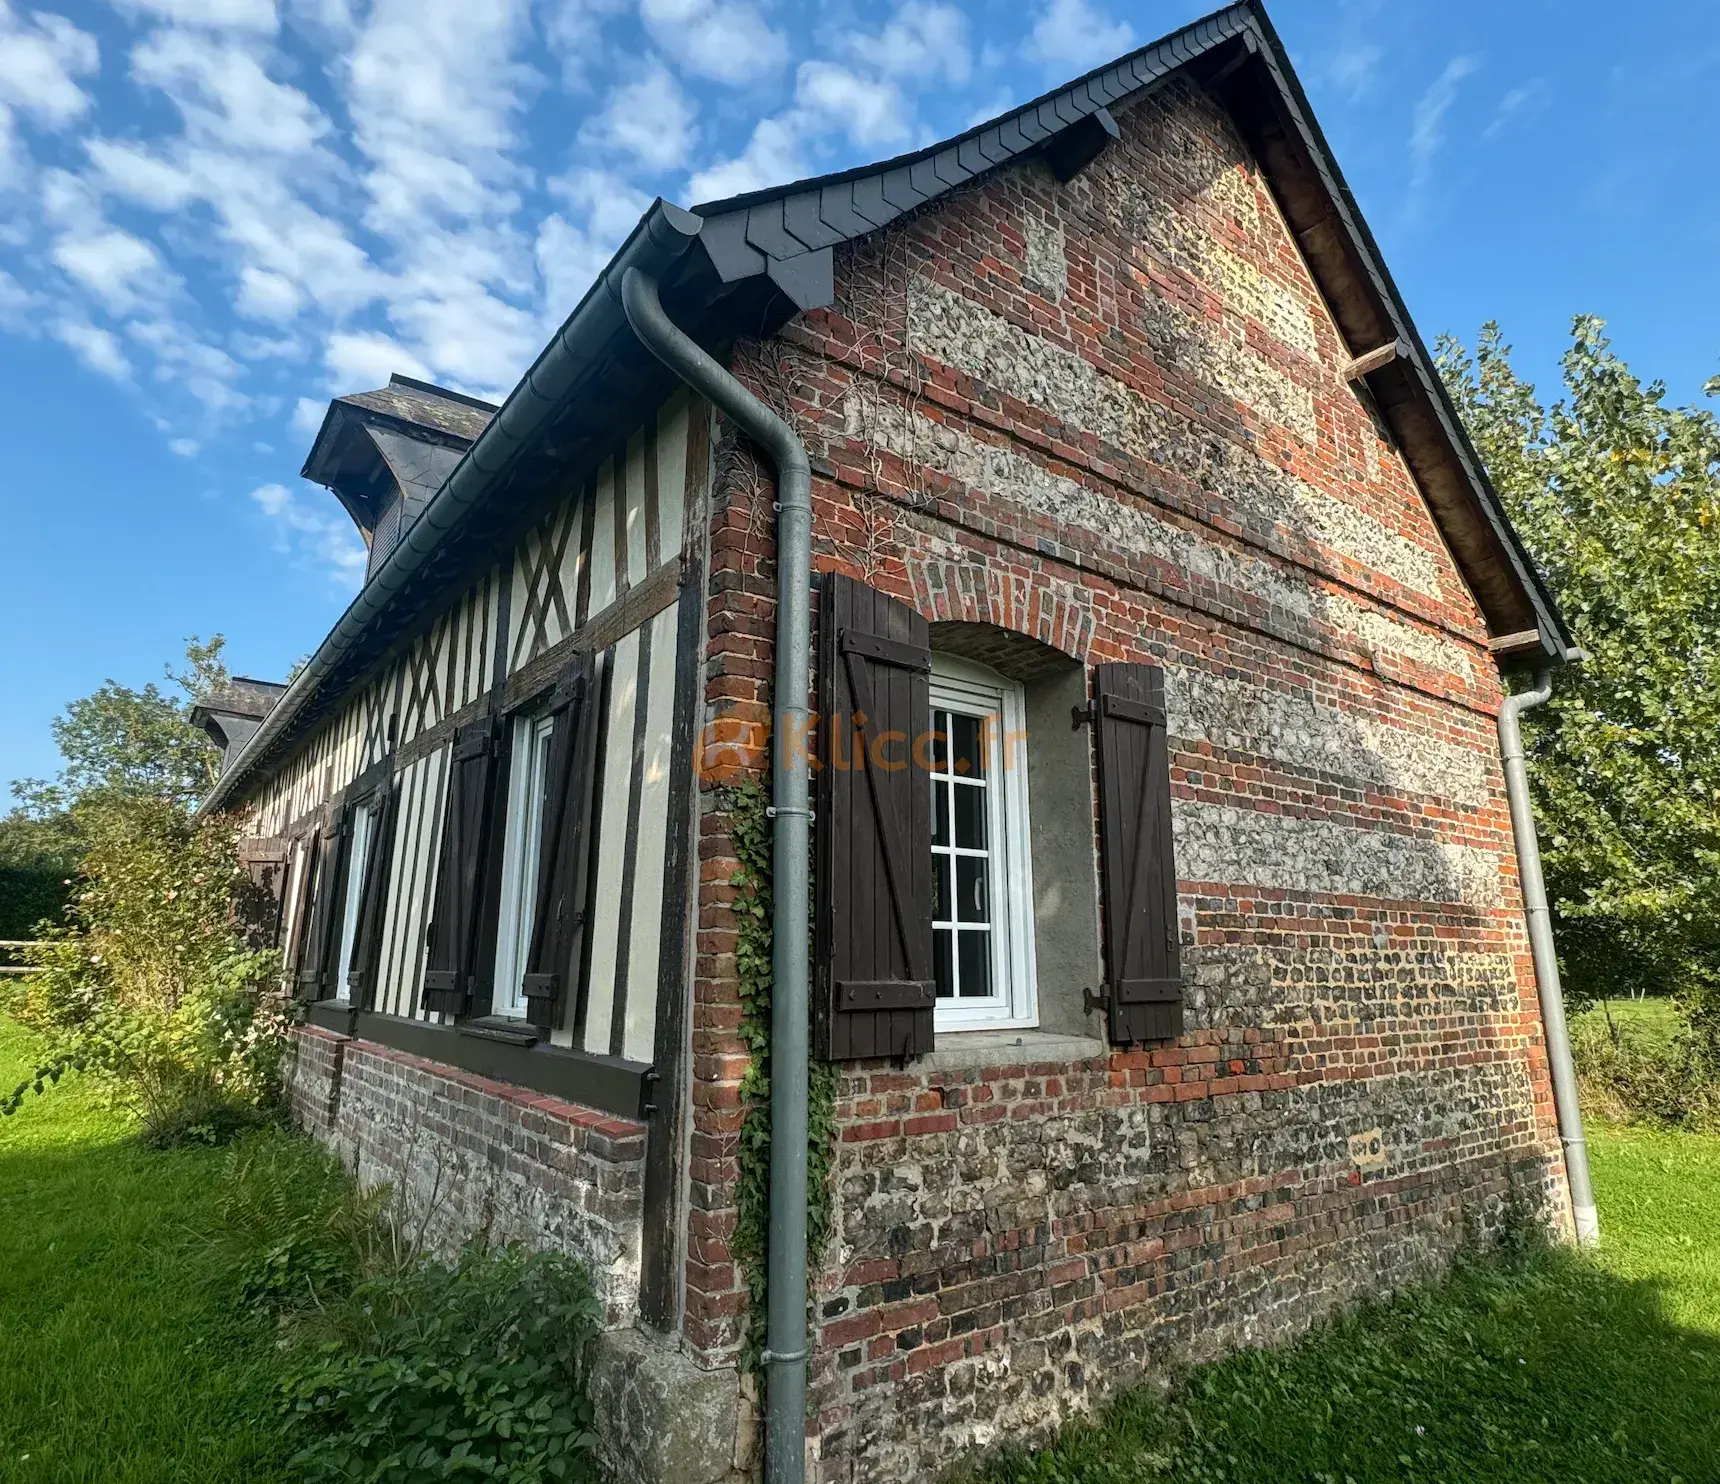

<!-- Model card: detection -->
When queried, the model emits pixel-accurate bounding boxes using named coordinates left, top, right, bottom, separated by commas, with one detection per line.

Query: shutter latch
left=640, top=1068, right=661, bottom=1118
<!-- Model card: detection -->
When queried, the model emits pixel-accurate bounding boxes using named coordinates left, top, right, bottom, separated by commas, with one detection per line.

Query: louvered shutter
left=521, top=656, right=601, bottom=1030
left=283, top=830, right=319, bottom=985
left=814, top=573, right=936, bottom=1060
left=421, top=718, right=501, bottom=1017
left=1092, top=663, right=1183, bottom=1044
left=296, top=810, right=350, bottom=1001
left=346, top=783, right=399, bottom=1009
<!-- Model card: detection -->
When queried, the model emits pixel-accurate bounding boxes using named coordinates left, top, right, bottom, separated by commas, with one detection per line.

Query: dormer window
left=299, top=374, right=498, bottom=581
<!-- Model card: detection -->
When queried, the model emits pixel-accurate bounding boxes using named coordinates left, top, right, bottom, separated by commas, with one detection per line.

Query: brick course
left=288, top=1025, right=647, bottom=1324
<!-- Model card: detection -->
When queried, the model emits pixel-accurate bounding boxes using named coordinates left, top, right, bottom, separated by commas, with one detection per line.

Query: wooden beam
left=1488, top=629, right=1545, bottom=655
left=1342, top=338, right=1410, bottom=382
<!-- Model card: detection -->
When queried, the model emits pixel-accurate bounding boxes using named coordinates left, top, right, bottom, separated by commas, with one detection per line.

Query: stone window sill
left=919, top=1028, right=1107, bottom=1073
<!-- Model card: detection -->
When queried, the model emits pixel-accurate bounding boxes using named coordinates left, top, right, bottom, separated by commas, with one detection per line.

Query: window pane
left=933, top=779, right=949, bottom=847
left=930, top=712, right=950, bottom=773
left=953, top=781, right=986, bottom=849
left=956, top=854, right=988, bottom=924
left=950, top=713, right=985, bottom=778
left=957, top=929, right=991, bottom=999
left=933, top=853, right=951, bottom=925
left=934, top=928, right=953, bottom=999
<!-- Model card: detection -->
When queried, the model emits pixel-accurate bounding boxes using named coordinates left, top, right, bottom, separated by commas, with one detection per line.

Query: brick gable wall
left=683, top=77, right=1565, bottom=1483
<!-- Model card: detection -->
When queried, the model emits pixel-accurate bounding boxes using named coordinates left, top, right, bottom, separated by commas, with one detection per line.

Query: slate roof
left=203, top=0, right=1571, bottom=813
left=332, top=375, right=498, bottom=446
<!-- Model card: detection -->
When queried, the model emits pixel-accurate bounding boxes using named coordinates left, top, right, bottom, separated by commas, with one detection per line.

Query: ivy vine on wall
left=725, top=777, right=839, bottom=1369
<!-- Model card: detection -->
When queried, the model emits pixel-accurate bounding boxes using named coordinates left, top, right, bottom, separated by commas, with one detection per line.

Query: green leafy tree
left=0, top=637, right=227, bottom=934
left=1438, top=319, right=1720, bottom=1035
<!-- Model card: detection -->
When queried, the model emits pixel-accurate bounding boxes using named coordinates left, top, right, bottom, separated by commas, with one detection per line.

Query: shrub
left=2, top=798, right=293, bottom=1143
left=281, top=1245, right=604, bottom=1484
left=1573, top=1006, right=1720, bottom=1131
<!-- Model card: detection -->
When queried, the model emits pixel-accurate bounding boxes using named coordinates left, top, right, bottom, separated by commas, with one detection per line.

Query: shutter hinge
left=1082, top=986, right=1109, bottom=1017
left=1071, top=703, right=1095, bottom=730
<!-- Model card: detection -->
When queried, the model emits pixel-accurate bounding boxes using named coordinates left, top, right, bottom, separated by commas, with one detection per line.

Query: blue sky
left=2, top=0, right=1716, bottom=797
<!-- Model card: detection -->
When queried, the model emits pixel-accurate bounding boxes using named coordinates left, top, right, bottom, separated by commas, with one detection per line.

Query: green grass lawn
left=0, top=1017, right=291, bottom=1484
left=973, top=1124, right=1720, bottom=1484
left=1578, top=995, right=1685, bottom=1049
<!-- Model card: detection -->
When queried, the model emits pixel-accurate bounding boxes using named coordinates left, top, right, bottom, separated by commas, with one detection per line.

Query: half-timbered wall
left=243, top=391, right=707, bottom=1069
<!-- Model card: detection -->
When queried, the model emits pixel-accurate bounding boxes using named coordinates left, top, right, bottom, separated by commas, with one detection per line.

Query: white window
left=332, top=801, right=373, bottom=1003
left=928, top=654, right=1037, bottom=1032
left=492, top=711, right=557, bottom=1019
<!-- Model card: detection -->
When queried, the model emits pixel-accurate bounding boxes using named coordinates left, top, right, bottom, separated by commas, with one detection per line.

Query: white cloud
left=639, top=0, right=787, bottom=86
left=1409, top=54, right=1478, bottom=196
left=846, top=1, right=970, bottom=85
left=132, top=29, right=328, bottom=155
left=52, top=226, right=175, bottom=314
left=128, top=316, right=250, bottom=411
left=112, top=0, right=278, bottom=33
left=1484, top=79, right=1546, bottom=139
left=580, top=61, right=696, bottom=171
left=324, top=329, right=432, bottom=390
left=86, top=139, right=198, bottom=209
left=292, top=394, right=327, bottom=435
left=536, top=166, right=651, bottom=322
left=1021, top=0, right=1133, bottom=71
left=0, top=5, right=99, bottom=125
left=52, top=317, right=130, bottom=378
left=542, top=0, right=627, bottom=86
left=685, top=115, right=806, bottom=203
left=169, top=436, right=200, bottom=456
left=250, top=480, right=368, bottom=587
left=794, top=61, right=909, bottom=148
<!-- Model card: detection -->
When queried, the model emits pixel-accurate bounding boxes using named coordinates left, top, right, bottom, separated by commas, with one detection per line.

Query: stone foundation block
left=585, top=1327, right=741, bottom=1484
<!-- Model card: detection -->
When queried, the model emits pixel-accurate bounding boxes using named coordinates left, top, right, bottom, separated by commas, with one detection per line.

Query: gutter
left=621, top=267, right=814, bottom=1484
left=200, top=201, right=708, bottom=817
left=1497, top=662, right=1600, bottom=1246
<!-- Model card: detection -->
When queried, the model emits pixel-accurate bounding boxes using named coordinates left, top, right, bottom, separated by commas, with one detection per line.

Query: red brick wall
left=287, top=1025, right=648, bottom=1325
left=681, top=78, right=1567, bottom=1482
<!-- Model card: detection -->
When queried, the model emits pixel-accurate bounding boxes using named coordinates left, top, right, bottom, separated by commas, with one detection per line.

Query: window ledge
left=458, top=1016, right=540, bottom=1048
left=920, top=1028, right=1107, bottom=1072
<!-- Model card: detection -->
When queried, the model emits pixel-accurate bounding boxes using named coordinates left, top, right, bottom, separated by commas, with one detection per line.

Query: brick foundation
left=287, top=1024, right=647, bottom=1324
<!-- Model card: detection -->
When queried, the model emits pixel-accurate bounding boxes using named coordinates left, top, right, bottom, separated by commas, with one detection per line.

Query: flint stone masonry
left=845, top=392, right=1466, bottom=681
left=904, top=274, right=1450, bottom=608
left=806, top=943, right=1559, bottom=1482
left=287, top=1026, right=646, bottom=1324
left=1175, top=801, right=1503, bottom=909
left=1167, top=667, right=1491, bottom=807
left=677, top=75, right=1566, bottom=1484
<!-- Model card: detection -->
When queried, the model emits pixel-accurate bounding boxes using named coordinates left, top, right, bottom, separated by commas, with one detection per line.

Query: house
left=202, top=7, right=1585, bottom=1481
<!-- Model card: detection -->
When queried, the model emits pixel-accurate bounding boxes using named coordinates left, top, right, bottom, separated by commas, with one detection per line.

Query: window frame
left=330, top=800, right=374, bottom=1004
left=927, top=652, right=1038, bottom=1034
left=491, top=708, right=558, bottom=1021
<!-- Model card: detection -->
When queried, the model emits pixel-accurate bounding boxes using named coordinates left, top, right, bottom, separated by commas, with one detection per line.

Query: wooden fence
left=0, top=942, right=43, bottom=977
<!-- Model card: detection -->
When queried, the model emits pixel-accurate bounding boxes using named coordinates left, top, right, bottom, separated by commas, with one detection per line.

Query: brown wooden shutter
left=236, top=843, right=289, bottom=949
left=421, top=718, right=501, bottom=1017
left=1092, top=662, right=1183, bottom=1044
left=814, top=573, right=935, bottom=1060
left=346, top=782, right=399, bottom=1009
left=520, top=655, right=601, bottom=1031
left=283, top=830, right=318, bottom=982
left=296, top=810, right=350, bottom=1001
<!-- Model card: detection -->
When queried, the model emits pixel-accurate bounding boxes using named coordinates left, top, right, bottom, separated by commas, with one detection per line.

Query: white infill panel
left=622, top=433, right=648, bottom=588
left=654, top=397, right=689, bottom=566
left=385, top=746, right=448, bottom=1017
left=589, top=459, right=619, bottom=618
left=618, top=603, right=680, bottom=1062
left=580, top=635, right=639, bottom=1054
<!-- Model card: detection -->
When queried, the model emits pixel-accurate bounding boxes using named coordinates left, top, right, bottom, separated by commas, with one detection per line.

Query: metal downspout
left=621, top=268, right=814, bottom=1484
left=1498, top=668, right=1600, bottom=1246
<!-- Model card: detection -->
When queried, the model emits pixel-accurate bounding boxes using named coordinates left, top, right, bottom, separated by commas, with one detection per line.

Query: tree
left=1439, top=319, right=1720, bottom=1025
left=0, top=637, right=227, bottom=936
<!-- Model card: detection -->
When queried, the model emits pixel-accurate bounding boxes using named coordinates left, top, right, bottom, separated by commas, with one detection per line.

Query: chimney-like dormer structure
left=301, top=374, right=498, bottom=580
left=191, top=676, right=289, bottom=777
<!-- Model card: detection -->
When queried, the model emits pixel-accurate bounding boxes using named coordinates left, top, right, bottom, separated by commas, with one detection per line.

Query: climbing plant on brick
left=726, top=777, right=839, bottom=1369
